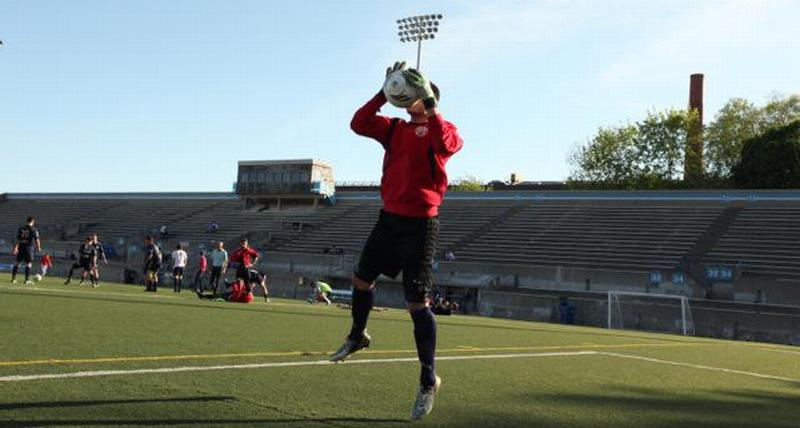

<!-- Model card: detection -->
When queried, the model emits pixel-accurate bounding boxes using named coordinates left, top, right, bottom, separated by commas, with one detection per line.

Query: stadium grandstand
left=2, top=187, right=800, bottom=344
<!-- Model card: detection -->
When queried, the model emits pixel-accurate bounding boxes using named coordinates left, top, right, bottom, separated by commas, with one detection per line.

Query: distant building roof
left=238, top=159, right=332, bottom=167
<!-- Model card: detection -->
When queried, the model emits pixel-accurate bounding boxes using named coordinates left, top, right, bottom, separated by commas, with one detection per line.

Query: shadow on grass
left=0, top=287, right=691, bottom=343
left=0, top=395, right=408, bottom=426
left=0, top=417, right=408, bottom=426
left=530, top=385, right=800, bottom=427
left=0, top=395, right=235, bottom=411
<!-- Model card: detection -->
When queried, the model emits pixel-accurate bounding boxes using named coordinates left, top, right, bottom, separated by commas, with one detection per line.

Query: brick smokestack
left=685, top=73, right=704, bottom=181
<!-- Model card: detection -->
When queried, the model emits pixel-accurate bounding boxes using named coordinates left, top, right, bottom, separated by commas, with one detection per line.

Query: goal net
left=607, top=291, right=695, bottom=336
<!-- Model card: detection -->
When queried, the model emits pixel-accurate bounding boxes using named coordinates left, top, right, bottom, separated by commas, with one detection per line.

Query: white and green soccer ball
left=383, top=70, right=418, bottom=108
left=34, top=274, right=43, bottom=282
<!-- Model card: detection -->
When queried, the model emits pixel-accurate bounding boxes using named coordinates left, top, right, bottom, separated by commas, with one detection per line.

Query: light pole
left=396, top=14, right=443, bottom=70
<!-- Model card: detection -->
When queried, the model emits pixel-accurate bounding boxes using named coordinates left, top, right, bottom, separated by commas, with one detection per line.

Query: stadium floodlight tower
left=396, top=13, right=443, bottom=70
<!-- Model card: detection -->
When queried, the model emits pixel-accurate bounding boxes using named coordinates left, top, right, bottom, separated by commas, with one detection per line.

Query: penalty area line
left=599, top=352, right=800, bottom=385
left=0, top=351, right=597, bottom=383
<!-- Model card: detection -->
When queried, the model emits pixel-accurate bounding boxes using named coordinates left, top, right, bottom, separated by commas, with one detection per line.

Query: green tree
left=733, top=120, right=800, bottom=188
left=705, top=94, right=800, bottom=180
left=637, top=109, right=699, bottom=181
left=568, top=109, right=698, bottom=189
left=761, top=94, right=800, bottom=128
left=450, top=175, right=487, bottom=192
left=568, top=125, right=639, bottom=187
left=705, top=98, right=763, bottom=179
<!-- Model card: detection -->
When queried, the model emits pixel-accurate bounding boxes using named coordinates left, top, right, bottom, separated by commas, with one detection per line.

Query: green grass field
left=0, top=277, right=799, bottom=427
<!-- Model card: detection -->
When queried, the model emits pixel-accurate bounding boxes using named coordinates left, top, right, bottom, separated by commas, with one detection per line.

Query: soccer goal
left=607, top=291, right=695, bottom=336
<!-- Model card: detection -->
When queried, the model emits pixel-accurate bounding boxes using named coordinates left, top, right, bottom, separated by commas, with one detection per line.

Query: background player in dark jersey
left=77, top=236, right=98, bottom=287
left=64, top=252, right=82, bottom=285
left=11, top=217, right=42, bottom=285
left=90, top=234, right=108, bottom=287
left=143, top=236, right=163, bottom=292
left=329, top=62, right=463, bottom=421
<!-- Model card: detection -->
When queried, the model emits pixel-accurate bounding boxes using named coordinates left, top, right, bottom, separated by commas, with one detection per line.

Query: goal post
left=607, top=291, right=694, bottom=336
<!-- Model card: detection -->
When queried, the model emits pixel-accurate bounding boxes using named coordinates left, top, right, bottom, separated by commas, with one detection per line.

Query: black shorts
left=145, top=262, right=161, bottom=274
left=235, top=265, right=249, bottom=281
left=80, top=259, right=94, bottom=271
left=355, top=210, right=439, bottom=303
left=16, top=246, right=33, bottom=264
left=173, top=267, right=185, bottom=277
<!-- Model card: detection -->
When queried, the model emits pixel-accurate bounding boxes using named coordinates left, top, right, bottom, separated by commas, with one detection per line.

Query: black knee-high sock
left=90, top=273, right=96, bottom=285
left=177, top=278, right=182, bottom=292
left=411, top=307, right=437, bottom=388
left=349, top=287, right=375, bottom=340
left=24, top=266, right=30, bottom=282
left=11, top=265, right=18, bottom=280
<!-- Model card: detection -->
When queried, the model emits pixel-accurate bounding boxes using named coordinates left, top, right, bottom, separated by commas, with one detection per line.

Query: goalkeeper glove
left=385, top=61, right=407, bottom=78
left=402, top=68, right=436, bottom=109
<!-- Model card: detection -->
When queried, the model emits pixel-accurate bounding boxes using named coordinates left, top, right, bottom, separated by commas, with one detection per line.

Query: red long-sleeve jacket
left=350, top=92, right=463, bottom=218
left=230, top=247, right=259, bottom=267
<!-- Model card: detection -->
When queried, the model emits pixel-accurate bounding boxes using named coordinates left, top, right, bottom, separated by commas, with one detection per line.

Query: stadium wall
left=3, top=255, right=800, bottom=345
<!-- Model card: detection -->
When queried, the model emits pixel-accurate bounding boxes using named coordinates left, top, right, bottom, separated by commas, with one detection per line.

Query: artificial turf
left=0, top=277, right=798, bottom=427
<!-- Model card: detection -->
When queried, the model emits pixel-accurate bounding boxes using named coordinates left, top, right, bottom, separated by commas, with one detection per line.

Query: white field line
left=0, top=351, right=597, bottom=383
left=733, top=344, right=800, bottom=357
left=599, top=352, right=800, bottom=385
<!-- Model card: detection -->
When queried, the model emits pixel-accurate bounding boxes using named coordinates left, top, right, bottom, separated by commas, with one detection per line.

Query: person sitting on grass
left=196, top=269, right=268, bottom=303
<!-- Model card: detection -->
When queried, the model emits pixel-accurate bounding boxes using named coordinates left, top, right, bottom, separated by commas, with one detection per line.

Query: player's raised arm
left=350, top=62, right=406, bottom=146
left=402, top=68, right=463, bottom=155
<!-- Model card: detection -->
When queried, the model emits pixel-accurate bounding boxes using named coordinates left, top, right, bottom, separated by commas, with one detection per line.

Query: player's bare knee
left=351, top=274, right=374, bottom=291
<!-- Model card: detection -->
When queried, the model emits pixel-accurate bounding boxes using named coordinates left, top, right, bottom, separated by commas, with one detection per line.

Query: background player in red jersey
left=229, top=239, right=259, bottom=284
left=329, top=61, right=463, bottom=421
left=40, top=253, right=53, bottom=278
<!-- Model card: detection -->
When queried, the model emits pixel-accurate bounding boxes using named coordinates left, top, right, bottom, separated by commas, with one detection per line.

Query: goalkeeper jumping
left=329, top=62, right=463, bottom=421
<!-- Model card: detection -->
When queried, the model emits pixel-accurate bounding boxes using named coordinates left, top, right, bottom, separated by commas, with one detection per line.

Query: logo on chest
left=414, top=125, right=429, bottom=138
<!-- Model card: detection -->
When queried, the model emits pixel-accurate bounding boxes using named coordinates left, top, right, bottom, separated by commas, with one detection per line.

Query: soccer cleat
left=410, top=375, right=442, bottom=421
left=329, top=331, right=371, bottom=362
left=92, top=283, right=99, bottom=288
left=24, top=280, right=33, bottom=285
left=78, top=281, right=84, bottom=287
left=64, top=280, right=71, bottom=285
left=11, top=279, right=17, bottom=284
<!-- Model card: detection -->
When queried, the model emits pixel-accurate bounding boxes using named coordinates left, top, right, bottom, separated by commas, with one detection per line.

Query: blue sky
left=1, top=0, right=798, bottom=192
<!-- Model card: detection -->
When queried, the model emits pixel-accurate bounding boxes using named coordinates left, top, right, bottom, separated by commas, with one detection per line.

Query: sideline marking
left=732, top=343, right=800, bottom=357
left=0, top=351, right=597, bottom=383
left=600, top=352, right=800, bottom=385
left=0, top=342, right=694, bottom=367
